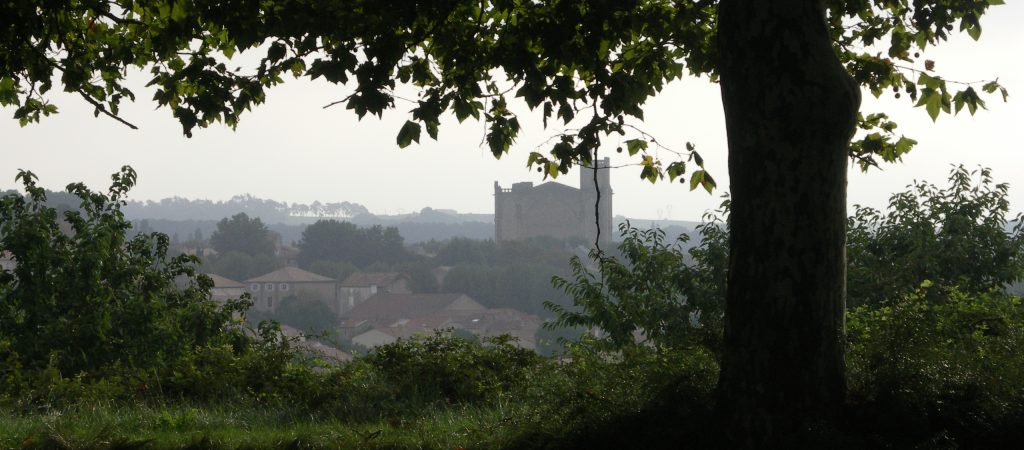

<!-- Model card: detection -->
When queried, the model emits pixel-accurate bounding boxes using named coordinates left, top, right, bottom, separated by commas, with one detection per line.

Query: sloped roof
left=341, top=293, right=484, bottom=323
left=471, top=308, right=543, bottom=335
left=246, top=266, right=335, bottom=283
left=206, top=273, right=245, bottom=288
left=380, top=308, right=543, bottom=344
left=355, top=327, right=402, bottom=339
left=340, top=271, right=408, bottom=287
left=277, top=324, right=353, bottom=362
left=532, top=181, right=581, bottom=195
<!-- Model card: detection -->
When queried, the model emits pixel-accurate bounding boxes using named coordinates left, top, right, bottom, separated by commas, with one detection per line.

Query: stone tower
left=579, top=157, right=614, bottom=244
left=494, top=157, right=613, bottom=245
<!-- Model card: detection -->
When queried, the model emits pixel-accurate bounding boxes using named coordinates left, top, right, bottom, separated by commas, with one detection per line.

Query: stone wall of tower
left=578, top=157, right=614, bottom=244
left=494, top=158, right=613, bottom=245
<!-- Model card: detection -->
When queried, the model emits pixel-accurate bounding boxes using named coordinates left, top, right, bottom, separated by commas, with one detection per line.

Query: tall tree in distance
left=1, top=0, right=1008, bottom=443
left=209, top=213, right=276, bottom=258
left=297, top=220, right=407, bottom=269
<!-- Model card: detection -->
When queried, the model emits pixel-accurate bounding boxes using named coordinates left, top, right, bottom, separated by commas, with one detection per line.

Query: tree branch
left=77, top=89, right=138, bottom=129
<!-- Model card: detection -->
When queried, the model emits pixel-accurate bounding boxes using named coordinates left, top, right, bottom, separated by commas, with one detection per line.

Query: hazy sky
left=2, top=4, right=1021, bottom=221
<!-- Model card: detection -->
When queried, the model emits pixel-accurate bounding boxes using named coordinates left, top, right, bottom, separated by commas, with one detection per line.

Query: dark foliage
left=209, top=213, right=277, bottom=259
left=296, top=219, right=408, bottom=269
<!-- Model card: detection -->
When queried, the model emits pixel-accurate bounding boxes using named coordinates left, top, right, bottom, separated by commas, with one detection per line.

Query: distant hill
left=4, top=189, right=705, bottom=244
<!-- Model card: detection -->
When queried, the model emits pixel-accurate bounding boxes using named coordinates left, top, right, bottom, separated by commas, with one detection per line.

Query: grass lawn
left=0, top=403, right=528, bottom=450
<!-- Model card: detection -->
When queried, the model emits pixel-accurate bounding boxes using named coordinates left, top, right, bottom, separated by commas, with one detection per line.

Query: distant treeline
left=122, top=194, right=369, bottom=222
left=134, top=216, right=686, bottom=245
left=133, top=217, right=494, bottom=245
left=0, top=189, right=370, bottom=223
left=4, top=188, right=703, bottom=244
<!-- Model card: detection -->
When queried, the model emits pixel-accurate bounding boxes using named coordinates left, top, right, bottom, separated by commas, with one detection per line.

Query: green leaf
left=170, top=0, right=188, bottom=22
left=666, top=161, right=686, bottom=182
left=917, top=73, right=941, bottom=90
left=965, top=21, right=982, bottom=41
left=701, top=172, right=716, bottom=193
left=640, top=165, right=656, bottom=183
left=925, top=91, right=942, bottom=121
left=639, top=155, right=658, bottom=183
left=267, top=42, right=286, bottom=62
left=396, top=120, right=421, bottom=148
left=894, top=136, right=917, bottom=157
left=689, top=170, right=705, bottom=191
left=425, top=120, right=439, bottom=140
left=625, top=139, right=647, bottom=156
left=0, top=77, right=18, bottom=105
left=453, top=100, right=473, bottom=123
left=547, top=162, right=560, bottom=179
left=526, top=152, right=544, bottom=168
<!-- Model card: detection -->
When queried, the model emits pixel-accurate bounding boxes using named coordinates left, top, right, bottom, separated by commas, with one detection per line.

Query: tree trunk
left=715, top=0, right=861, bottom=445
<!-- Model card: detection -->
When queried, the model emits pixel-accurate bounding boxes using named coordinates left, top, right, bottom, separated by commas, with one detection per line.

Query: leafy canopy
left=296, top=219, right=407, bottom=269
left=0, top=0, right=1008, bottom=184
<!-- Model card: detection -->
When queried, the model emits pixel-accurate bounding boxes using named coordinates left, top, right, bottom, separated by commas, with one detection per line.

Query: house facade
left=338, top=271, right=412, bottom=314
left=244, top=266, right=339, bottom=313
left=207, top=274, right=246, bottom=302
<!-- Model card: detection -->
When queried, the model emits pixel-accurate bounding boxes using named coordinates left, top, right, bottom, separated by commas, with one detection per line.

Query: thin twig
left=322, top=94, right=355, bottom=109
left=891, top=63, right=992, bottom=86
left=77, top=89, right=138, bottom=129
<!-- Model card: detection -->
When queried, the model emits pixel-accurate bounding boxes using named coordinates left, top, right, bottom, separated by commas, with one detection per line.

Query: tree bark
left=715, top=0, right=860, bottom=445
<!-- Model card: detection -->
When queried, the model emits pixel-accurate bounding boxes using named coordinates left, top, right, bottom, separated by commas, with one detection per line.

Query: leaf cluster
left=847, top=165, right=1024, bottom=307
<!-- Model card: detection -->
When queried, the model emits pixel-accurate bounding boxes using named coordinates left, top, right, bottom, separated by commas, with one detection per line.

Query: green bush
left=365, top=331, right=543, bottom=405
left=547, top=208, right=728, bottom=357
left=0, top=168, right=292, bottom=406
left=847, top=284, right=1024, bottom=443
left=847, top=166, right=1024, bottom=307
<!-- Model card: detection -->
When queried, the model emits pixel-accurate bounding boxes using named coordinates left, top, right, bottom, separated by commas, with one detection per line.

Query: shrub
left=847, top=166, right=1024, bottom=307
left=364, top=330, right=543, bottom=405
left=547, top=206, right=729, bottom=357
left=0, top=168, right=285, bottom=405
left=847, top=284, right=1024, bottom=443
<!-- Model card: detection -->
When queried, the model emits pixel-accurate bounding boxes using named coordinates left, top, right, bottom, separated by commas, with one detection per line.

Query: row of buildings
left=209, top=266, right=410, bottom=316
left=208, top=266, right=543, bottom=350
